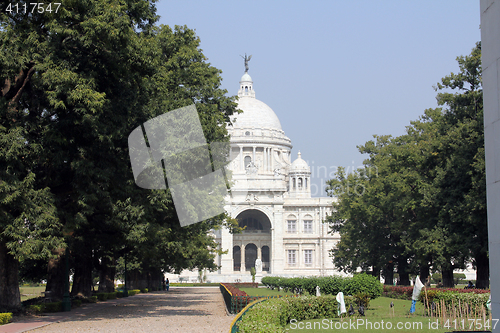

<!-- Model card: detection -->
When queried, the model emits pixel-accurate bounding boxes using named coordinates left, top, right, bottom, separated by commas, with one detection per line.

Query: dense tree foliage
left=1, top=0, right=237, bottom=308
left=326, top=43, right=487, bottom=288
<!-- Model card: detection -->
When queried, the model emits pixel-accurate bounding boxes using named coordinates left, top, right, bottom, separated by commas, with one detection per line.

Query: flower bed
left=232, top=282, right=258, bottom=288
left=383, top=285, right=490, bottom=301
left=220, top=283, right=297, bottom=314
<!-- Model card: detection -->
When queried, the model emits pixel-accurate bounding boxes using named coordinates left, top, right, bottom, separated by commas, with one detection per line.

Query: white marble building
left=167, top=70, right=342, bottom=283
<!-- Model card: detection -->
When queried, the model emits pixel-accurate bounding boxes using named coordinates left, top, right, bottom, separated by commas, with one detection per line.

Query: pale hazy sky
left=156, top=0, right=481, bottom=196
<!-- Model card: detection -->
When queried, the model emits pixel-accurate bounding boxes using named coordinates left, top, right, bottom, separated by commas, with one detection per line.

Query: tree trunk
left=371, top=266, right=381, bottom=280
left=46, top=249, right=66, bottom=301
left=98, top=256, right=116, bottom=293
left=441, top=266, right=454, bottom=288
left=148, top=269, right=163, bottom=291
left=71, top=248, right=93, bottom=297
left=419, top=263, right=430, bottom=285
left=382, top=263, right=394, bottom=285
left=0, top=241, right=21, bottom=308
left=397, top=258, right=410, bottom=286
left=475, top=251, right=489, bottom=289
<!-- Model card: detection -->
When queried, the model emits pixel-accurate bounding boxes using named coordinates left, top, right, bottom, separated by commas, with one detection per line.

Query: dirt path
left=23, top=287, right=233, bottom=333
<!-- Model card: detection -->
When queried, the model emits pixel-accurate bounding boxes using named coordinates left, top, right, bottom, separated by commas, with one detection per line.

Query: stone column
left=220, top=227, right=233, bottom=275
left=241, top=244, right=245, bottom=272
left=298, top=243, right=302, bottom=268
left=270, top=148, right=274, bottom=171
left=252, top=146, right=256, bottom=163
left=271, top=207, right=284, bottom=274
left=264, top=148, right=267, bottom=172
left=257, top=246, right=262, bottom=260
left=239, top=146, right=243, bottom=171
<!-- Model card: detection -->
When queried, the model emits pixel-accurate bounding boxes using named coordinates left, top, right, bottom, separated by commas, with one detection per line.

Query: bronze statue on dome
left=241, top=53, right=252, bottom=72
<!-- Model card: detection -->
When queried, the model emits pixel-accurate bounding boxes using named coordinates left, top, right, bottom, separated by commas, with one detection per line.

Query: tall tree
left=326, top=43, right=486, bottom=288
left=1, top=0, right=237, bottom=304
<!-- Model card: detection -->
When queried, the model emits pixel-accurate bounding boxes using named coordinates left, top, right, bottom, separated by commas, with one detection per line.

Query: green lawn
left=282, top=297, right=490, bottom=333
left=19, top=286, right=45, bottom=302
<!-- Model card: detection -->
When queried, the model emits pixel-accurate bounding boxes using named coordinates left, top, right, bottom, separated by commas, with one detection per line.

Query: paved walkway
left=1, top=287, right=233, bottom=333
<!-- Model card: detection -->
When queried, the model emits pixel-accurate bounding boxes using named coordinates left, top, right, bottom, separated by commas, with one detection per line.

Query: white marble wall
left=481, top=0, right=500, bottom=328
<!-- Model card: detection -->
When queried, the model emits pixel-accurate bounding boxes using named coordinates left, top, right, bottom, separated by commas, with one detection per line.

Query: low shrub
left=344, top=274, right=383, bottom=299
left=71, top=299, right=82, bottom=308
left=140, top=288, right=149, bottom=293
left=0, top=313, right=12, bottom=325
left=262, top=274, right=381, bottom=299
left=237, top=296, right=356, bottom=333
left=96, top=293, right=108, bottom=301
left=43, top=302, right=62, bottom=313
left=27, top=304, right=44, bottom=313
left=261, top=277, right=281, bottom=290
left=353, top=292, right=370, bottom=308
left=128, top=289, right=140, bottom=296
left=90, top=296, right=98, bottom=302
left=106, top=292, right=117, bottom=300
left=382, top=285, right=413, bottom=300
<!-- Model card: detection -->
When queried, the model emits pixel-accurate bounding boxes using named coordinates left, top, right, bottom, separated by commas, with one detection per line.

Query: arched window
left=305, top=178, right=308, bottom=189
left=244, top=156, right=251, bottom=168
left=292, top=178, right=296, bottom=189
left=233, top=246, right=241, bottom=271
left=245, top=243, right=257, bottom=271
left=262, top=246, right=270, bottom=271
left=298, top=178, right=303, bottom=189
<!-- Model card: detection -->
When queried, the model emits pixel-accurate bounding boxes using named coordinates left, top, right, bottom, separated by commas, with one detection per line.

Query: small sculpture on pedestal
left=255, top=258, right=262, bottom=273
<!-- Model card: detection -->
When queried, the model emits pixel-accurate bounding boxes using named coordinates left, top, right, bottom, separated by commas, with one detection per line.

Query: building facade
left=167, top=71, right=342, bottom=283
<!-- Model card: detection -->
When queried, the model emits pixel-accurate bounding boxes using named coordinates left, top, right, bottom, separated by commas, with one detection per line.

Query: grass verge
left=282, top=297, right=484, bottom=333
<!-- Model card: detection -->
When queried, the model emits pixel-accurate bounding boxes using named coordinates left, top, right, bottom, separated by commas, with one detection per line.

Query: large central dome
left=228, top=71, right=291, bottom=148
left=233, top=97, right=282, bottom=131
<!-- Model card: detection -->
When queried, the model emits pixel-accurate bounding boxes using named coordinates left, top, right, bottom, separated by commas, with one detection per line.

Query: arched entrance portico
left=232, top=209, right=272, bottom=272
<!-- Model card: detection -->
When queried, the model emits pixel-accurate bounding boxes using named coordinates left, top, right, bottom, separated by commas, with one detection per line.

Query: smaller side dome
left=241, top=72, right=252, bottom=82
left=291, top=151, right=310, bottom=172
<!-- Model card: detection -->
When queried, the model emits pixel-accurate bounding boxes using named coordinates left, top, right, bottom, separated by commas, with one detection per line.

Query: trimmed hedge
left=96, top=293, right=109, bottom=301
left=44, top=302, right=63, bottom=313
left=261, top=274, right=383, bottom=299
left=128, top=289, right=141, bottom=296
left=0, top=313, right=12, bottom=325
left=95, top=291, right=137, bottom=301
left=237, top=296, right=356, bottom=333
left=28, top=304, right=44, bottom=313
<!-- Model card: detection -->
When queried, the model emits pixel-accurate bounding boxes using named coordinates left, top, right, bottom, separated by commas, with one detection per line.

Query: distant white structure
left=167, top=68, right=342, bottom=283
